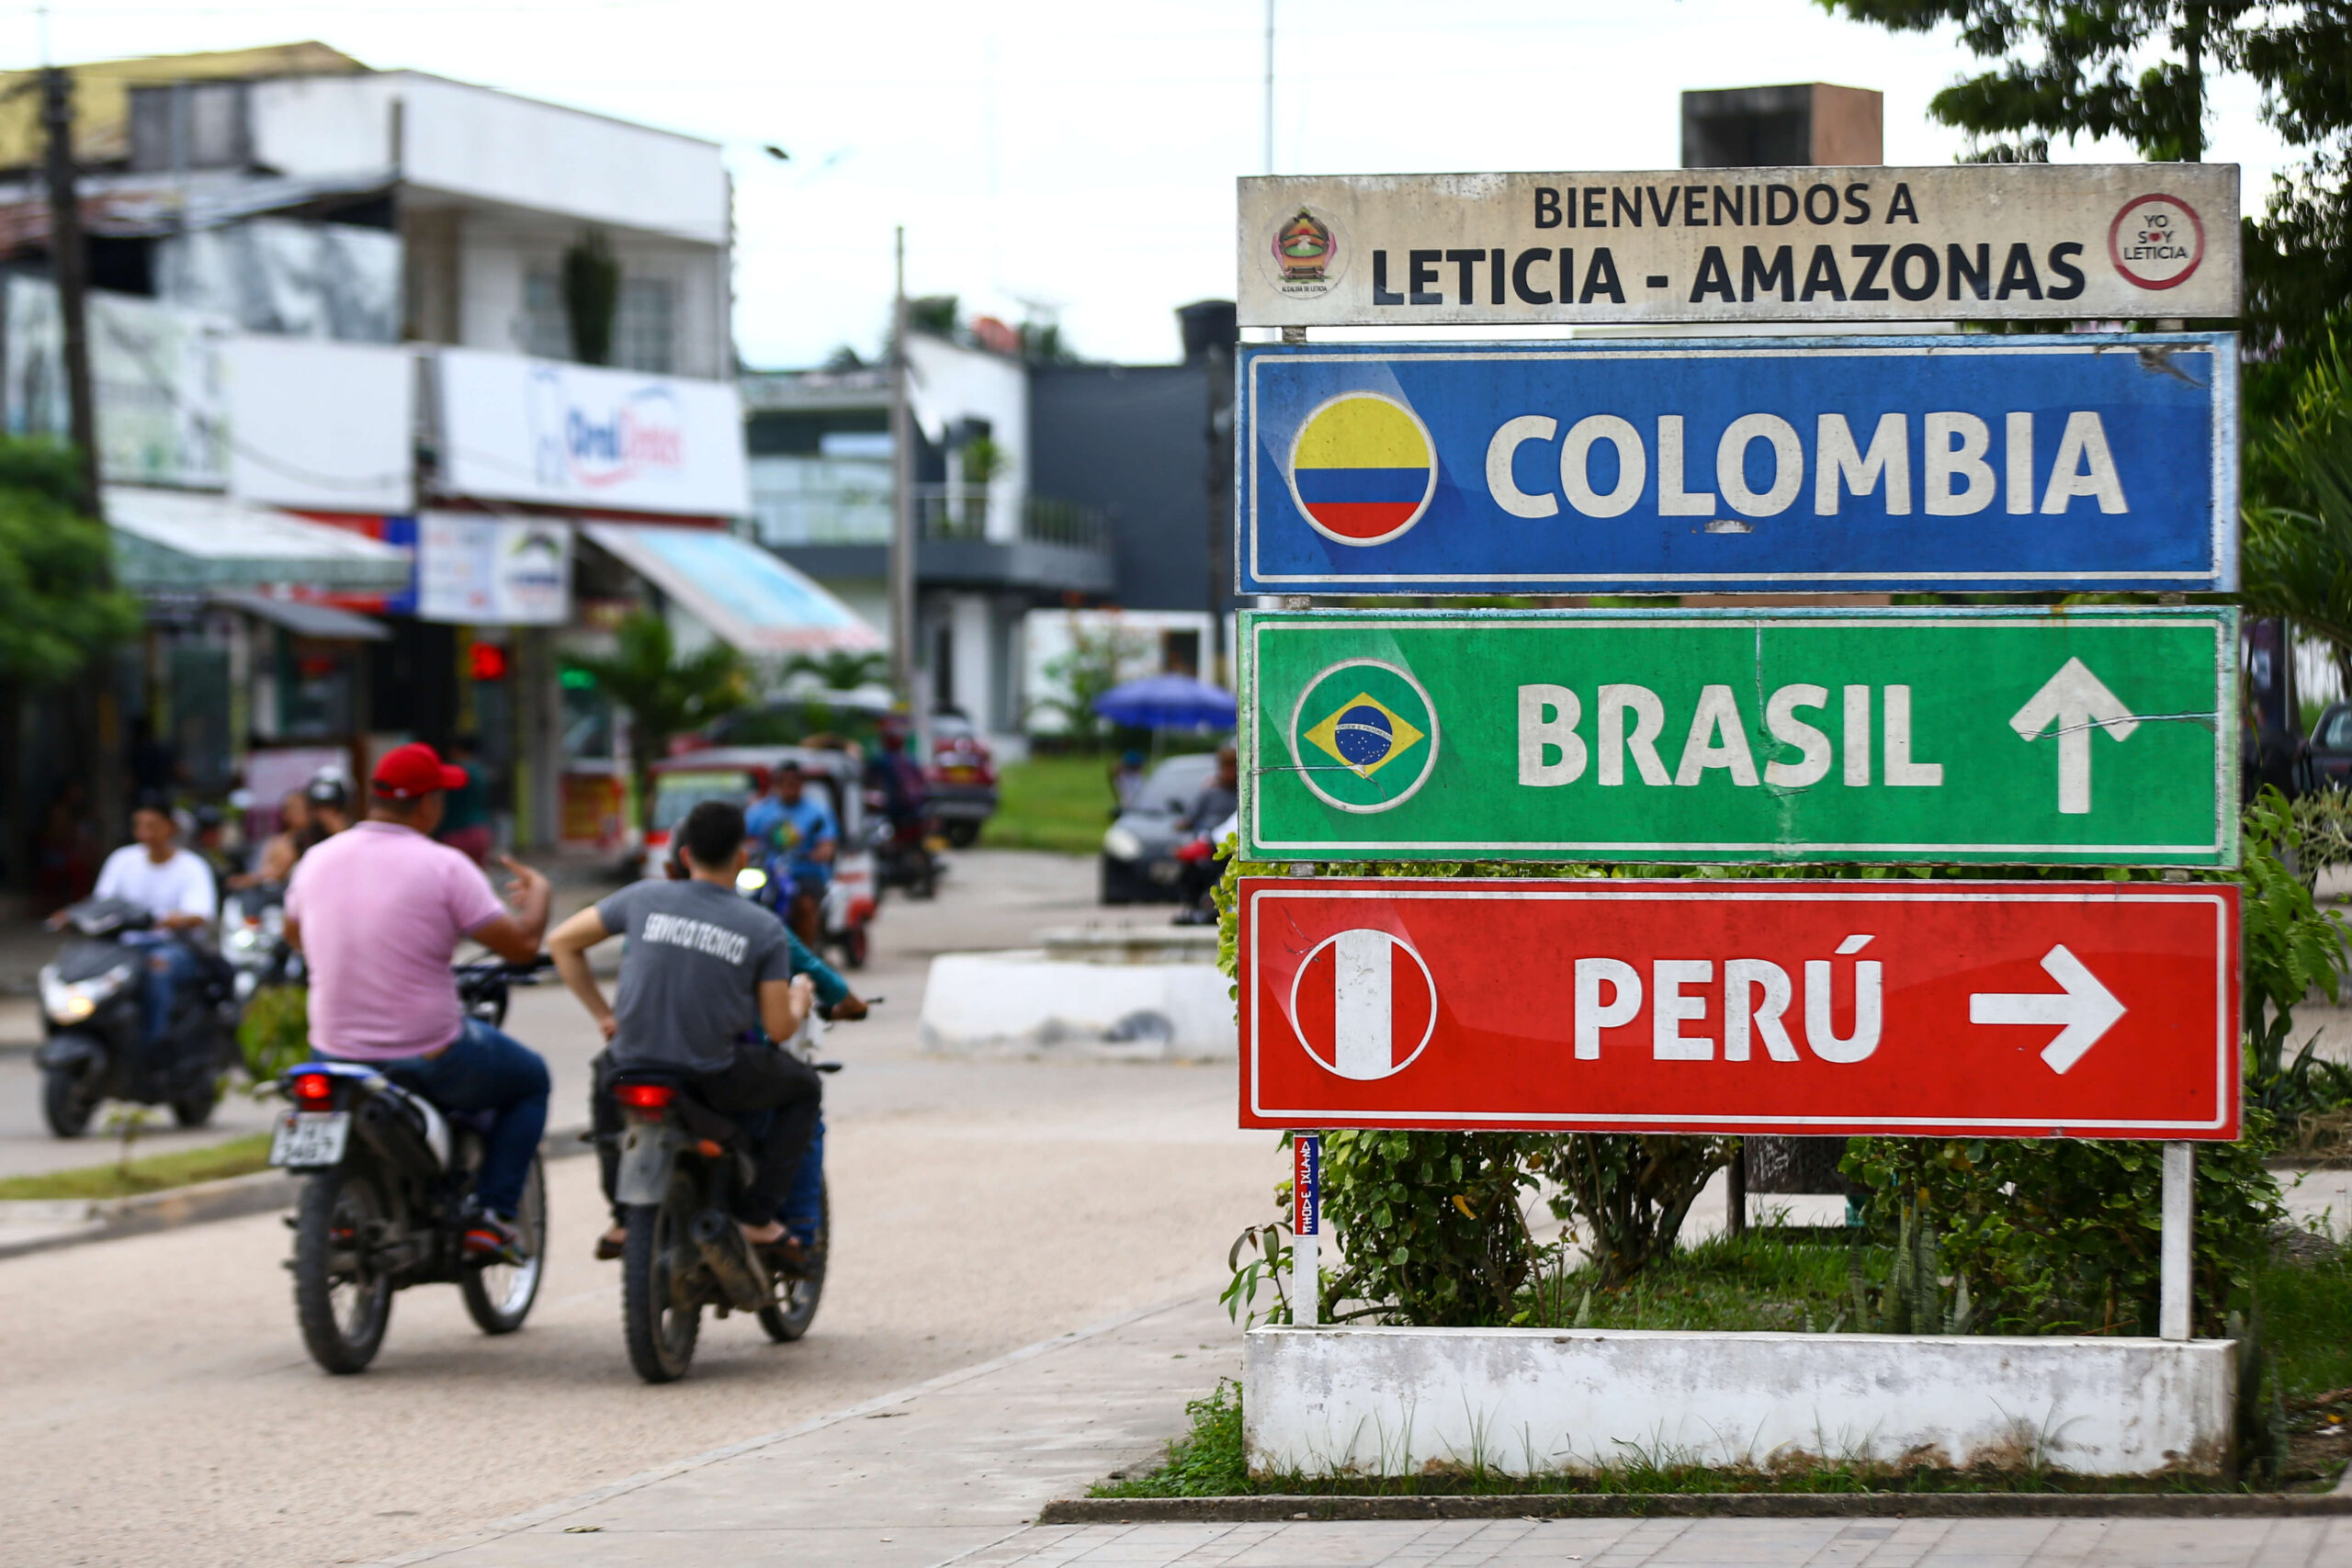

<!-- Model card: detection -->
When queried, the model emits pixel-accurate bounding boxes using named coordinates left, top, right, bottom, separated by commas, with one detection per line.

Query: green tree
left=561, top=230, right=619, bottom=367
left=2242, top=334, right=2352, bottom=682
left=1818, top=1, right=2352, bottom=364
left=1029, top=618, right=1147, bottom=749
left=566, top=612, right=748, bottom=816
left=0, top=436, right=138, bottom=683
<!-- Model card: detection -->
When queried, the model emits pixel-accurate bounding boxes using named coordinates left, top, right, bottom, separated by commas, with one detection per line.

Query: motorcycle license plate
left=269, top=1111, right=350, bottom=1168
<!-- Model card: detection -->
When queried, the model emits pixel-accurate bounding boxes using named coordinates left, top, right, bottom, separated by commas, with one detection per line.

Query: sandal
left=594, top=1228, right=627, bottom=1261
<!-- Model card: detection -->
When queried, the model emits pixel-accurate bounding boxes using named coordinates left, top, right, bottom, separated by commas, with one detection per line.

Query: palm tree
left=783, top=649, right=888, bottom=693
left=566, top=612, right=748, bottom=819
left=2245, top=336, right=2352, bottom=693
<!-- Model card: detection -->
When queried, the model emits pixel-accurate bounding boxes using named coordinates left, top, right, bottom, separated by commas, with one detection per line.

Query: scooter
left=269, top=958, right=552, bottom=1374
left=35, top=897, right=237, bottom=1137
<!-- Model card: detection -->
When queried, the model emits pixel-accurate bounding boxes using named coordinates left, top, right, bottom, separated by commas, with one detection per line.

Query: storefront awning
left=209, top=589, right=390, bottom=641
left=105, top=485, right=412, bottom=593
left=583, top=522, right=884, bottom=656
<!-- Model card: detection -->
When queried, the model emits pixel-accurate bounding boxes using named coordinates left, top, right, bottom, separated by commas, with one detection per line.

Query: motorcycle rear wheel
left=758, top=1180, right=829, bottom=1343
left=40, top=1067, right=95, bottom=1138
left=293, top=1168, right=393, bottom=1374
left=622, top=1182, right=700, bottom=1382
left=461, top=1155, right=546, bottom=1335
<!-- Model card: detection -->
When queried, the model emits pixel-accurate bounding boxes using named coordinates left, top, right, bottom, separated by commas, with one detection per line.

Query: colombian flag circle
left=1284, top=391, right=1437, bottom=547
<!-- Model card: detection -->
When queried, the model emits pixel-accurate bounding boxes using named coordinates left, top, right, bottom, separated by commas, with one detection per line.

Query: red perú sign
left=1239, top=878, right=2239, bottom=1140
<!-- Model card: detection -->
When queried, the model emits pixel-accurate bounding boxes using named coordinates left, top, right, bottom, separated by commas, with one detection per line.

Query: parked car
left=2306, top=702, right=2352, bottom=793
left=1100, top=752, right=1220, bottom=905
left=925, top=710, right=998, bottom=848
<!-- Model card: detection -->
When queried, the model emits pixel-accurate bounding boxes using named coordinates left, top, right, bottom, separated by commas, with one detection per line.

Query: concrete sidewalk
left=374, top=1291, right=1245, bottom=1568
left=969, top=1517, right=2352, bottom=1565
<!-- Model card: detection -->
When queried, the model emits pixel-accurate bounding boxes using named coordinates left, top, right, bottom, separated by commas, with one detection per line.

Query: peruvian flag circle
left=1288, top=929, right=1438, bottom=1081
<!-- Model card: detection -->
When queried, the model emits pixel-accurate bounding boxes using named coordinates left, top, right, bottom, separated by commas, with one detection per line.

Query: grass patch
left=1519, top=1226, right=1869, bottom=1334
left=1094, top=1382, right=1246, bottom=1497
left=984, top=754, right=1120, bottom=855
left=2262, top=1247, right=2352, bottom=1399
left=0, top=1132, right=274, bottom=1201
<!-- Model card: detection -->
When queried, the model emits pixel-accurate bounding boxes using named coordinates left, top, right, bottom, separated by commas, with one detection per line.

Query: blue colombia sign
left=1237, top=333, right=2236, bottom=596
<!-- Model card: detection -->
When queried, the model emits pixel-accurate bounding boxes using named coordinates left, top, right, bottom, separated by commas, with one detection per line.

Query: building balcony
left=757, top=484, right=1114, bottom=595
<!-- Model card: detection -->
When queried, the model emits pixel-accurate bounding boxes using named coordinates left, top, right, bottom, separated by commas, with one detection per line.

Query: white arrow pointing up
left=2009, top=658, right=2140, bottom=815
left=1969, top=943, right=2127, bottom=1075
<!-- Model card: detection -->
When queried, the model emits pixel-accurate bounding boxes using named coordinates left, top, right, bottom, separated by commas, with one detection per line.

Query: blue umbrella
left=1091, top=673, right=1237, bottom=730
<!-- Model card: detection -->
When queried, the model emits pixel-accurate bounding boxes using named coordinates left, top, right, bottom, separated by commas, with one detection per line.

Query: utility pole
left=40, top=65, right=98, bottom=513
left=40, top=61, right=123, bottom=847
left=1262, top=0, right=1275, bottom=175
left=888, top=227, right=917, bottom=705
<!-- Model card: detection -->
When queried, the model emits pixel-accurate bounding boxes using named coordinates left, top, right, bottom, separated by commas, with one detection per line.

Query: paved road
left=0, top=851, right=1273, bottom=1568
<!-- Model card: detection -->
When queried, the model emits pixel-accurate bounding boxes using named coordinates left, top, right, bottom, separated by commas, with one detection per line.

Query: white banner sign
left=436, top=348, right=750, bottom=517
left=226, top=336, right=414, bottom=513
left=415, top=513, right=572, bottom=626
left=5, top=276, right=232, bottom=487
left=1238, top=164, right=2239, bottom=326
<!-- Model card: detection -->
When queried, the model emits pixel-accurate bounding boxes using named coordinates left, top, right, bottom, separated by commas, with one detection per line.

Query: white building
left=0, top=43, right=873, bottom=852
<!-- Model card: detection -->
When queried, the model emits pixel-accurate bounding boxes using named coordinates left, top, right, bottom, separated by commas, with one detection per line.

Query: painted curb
left=1039, top=1492, right=2352, bottom=1523
left=0, top=1122, right=595, bottom=1262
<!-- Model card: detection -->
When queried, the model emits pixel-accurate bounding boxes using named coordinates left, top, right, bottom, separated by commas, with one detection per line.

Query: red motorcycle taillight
left=289, top=1072, right=336, bottom=1108
left=616, top=1082, right=676, bottom=1111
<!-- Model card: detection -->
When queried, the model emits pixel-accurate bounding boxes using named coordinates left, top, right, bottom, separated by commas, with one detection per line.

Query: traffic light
left=468, top=642, right=510, bottom=682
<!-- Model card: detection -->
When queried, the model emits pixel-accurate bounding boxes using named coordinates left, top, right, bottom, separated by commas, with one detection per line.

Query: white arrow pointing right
left=1969, top=943, right=2127, bottom=1075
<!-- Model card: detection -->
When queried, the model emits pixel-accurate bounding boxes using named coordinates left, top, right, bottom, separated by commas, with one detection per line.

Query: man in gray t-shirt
left=548, top=799, right=817, bottom=1249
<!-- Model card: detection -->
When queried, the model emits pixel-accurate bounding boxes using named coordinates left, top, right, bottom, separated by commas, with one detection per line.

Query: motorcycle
left=865, top=791, right=944, bottom=901
left=35, top=897, right=238, bottom=1137
left=736, top=856, right=875, bottom=972
left=610, top=1009, right=850, bottom=1383
left=268, top=957, right=552, bottom=1374
left=222, top=881, right=302, bottom=1001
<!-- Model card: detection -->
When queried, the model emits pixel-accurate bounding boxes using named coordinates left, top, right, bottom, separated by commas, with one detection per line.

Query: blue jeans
left=780, top=1116, right=824, bottom=1245
left=125, top=933, right=203, bottom=1046
left=335, top=1020, right=548, bottom=1219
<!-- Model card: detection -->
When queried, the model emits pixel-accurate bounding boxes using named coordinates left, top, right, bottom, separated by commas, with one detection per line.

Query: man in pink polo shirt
left=286, top=742, right=552, bottom=1261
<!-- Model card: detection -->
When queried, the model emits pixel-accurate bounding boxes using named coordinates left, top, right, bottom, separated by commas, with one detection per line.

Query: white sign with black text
left=1238, top=164, right=2239, bottom=326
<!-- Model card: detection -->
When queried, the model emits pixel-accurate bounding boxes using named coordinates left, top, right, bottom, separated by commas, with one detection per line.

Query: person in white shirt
left=88, top=796, right=219, bottom=1045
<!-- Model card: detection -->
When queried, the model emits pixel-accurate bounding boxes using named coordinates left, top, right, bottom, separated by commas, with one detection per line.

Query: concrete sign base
left=1244, top=1325, right=2233, bottom=1479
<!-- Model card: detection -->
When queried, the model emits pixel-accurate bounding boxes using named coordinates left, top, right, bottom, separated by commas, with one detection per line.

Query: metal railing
left=752, top=481, right=1113, bottom=554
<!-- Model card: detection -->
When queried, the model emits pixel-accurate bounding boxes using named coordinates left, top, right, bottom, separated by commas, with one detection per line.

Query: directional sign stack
left=1233, top=164, right=2243, bottom=1145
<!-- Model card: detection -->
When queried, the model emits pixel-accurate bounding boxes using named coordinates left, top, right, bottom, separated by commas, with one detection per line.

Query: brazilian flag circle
left=1286, top=658, right=1441, bottom=814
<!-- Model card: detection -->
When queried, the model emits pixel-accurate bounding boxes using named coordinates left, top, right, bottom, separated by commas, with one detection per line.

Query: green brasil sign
left=1241, top=606, right=2237, bottom=867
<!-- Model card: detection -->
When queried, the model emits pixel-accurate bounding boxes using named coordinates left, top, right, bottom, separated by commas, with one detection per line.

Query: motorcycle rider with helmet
left=284, top=743, right=552, bottom=1262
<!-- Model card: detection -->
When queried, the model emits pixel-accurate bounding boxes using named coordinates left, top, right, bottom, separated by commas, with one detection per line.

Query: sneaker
left=462, top=1213, right=526, bottom=1267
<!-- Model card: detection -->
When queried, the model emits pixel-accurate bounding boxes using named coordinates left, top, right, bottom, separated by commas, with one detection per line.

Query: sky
left=2, top=0, right=2307, bottom=368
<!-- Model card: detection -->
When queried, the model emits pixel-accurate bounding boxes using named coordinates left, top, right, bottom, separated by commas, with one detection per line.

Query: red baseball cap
left=372, top=742, right=469, bottom=799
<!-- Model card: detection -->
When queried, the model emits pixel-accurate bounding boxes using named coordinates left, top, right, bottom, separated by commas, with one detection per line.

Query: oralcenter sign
left=1240, top=164, right=2240, bottom=326
left=1239, top=606, right=2236, bottom=866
